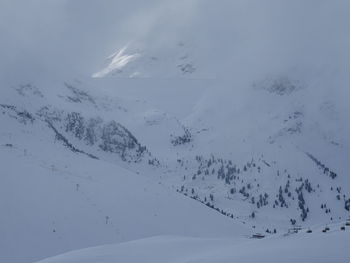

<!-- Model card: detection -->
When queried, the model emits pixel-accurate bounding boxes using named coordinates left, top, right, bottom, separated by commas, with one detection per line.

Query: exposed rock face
left=257, top=76, right=303, bottom=96
left=38, top=107, right=149, bottom=163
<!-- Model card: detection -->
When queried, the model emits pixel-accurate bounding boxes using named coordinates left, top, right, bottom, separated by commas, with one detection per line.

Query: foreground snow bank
left=37, top=230, right=350, bottom=263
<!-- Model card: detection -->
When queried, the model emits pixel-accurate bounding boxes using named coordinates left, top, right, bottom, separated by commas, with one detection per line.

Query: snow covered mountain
left=1, top=75, right=349, bottom=263
left=1, top=1, right=350, bottom=263
left=0, top=80, right=250, bottom=263
left=88, top=0, right=350, bottom=232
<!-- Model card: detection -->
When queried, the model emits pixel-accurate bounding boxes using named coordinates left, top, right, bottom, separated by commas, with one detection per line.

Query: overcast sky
left=0, top=0, right=157, bottom=79
left=0, top=0, right=349, bottom=84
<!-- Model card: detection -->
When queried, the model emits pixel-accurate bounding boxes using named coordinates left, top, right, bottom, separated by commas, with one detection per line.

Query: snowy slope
left=36, top=223, right=350, bottom=263
left=1, top=77, right=349, bottom=263
left=167, top=77, right=350, bottom=230
left=0, top=89, right=248, bottom=263
left=90, top=77, right=350, bottom=231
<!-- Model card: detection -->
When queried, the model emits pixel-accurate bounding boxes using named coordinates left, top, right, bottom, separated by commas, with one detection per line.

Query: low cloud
left=0, top=0, right=349, bottom=89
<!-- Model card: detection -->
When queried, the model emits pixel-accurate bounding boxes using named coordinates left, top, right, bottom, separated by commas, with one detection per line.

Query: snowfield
left=0, top=105, right=247, bottom=263
left=37, top=229, right=350, bottom=263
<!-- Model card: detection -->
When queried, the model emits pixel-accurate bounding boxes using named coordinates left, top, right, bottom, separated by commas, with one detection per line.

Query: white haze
left=1, top=0, right=349, bottom=128
left=0, top=0, right=349, bottom=80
